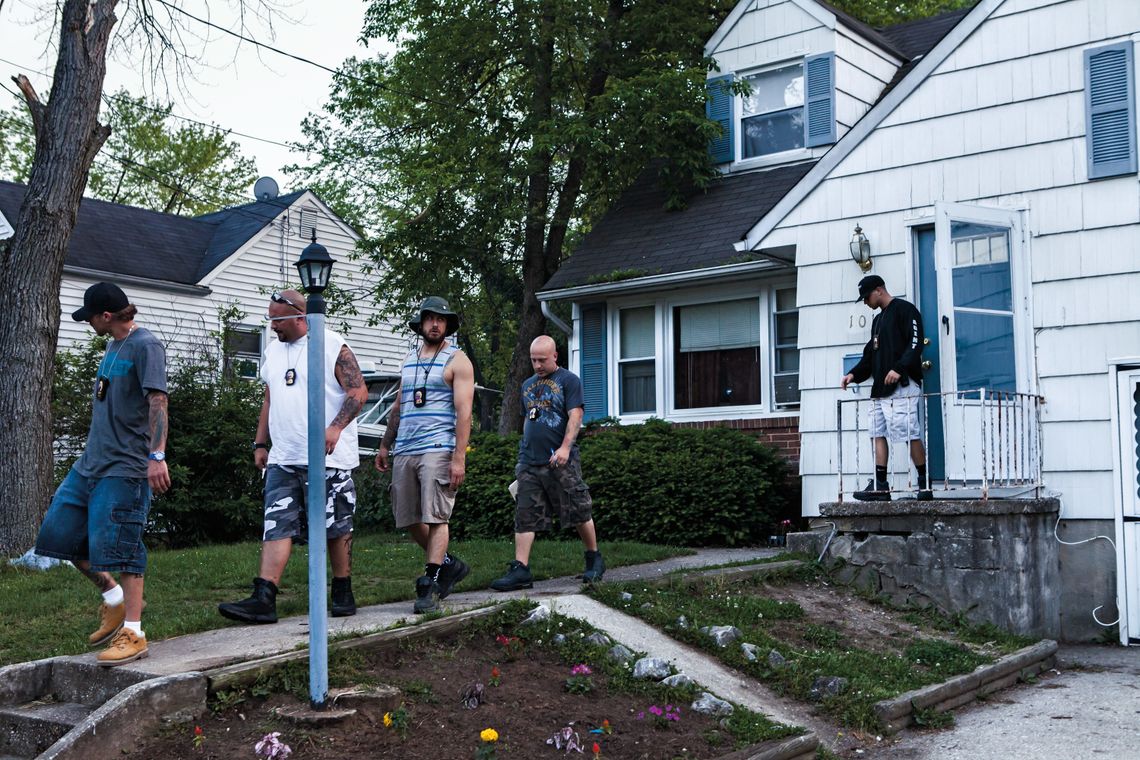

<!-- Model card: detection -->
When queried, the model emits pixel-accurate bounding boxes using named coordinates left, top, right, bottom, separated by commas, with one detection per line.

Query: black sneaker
left=437, top=556, right=470, bottom=600
left=218, top=577, right=278, bottom=624
left=853, top=479, right=891, bottom=502
left=915, top=488, right=934, bottom=501
left=490, top=560, right=534, bottom=592
left=413, top=575, right=440, bottom=614
left=331, top=576, right=356, bottom=617
left=582, top=551, right=605, bottom=584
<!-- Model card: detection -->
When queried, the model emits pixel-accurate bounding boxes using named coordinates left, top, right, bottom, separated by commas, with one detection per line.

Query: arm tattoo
left=148, top=392, right=169, bottom=451
left=381, top=404, right=400, bottom=449
left=331, top=346, right=365, bottom=429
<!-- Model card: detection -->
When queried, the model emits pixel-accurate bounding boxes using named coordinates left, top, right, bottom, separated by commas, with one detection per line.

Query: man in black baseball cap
left=71, top=282, right=130, bottom=322
left=841, top=275, right=931, bottom=502
left=35, top=281, right=170, bottom=666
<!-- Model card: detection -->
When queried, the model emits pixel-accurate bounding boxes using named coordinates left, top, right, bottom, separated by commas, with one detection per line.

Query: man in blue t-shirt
left=491, top=335, right=604, bottom=591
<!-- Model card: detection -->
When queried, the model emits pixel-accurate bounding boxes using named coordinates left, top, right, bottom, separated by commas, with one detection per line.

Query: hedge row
left=357, top=419, right=792, bottom=547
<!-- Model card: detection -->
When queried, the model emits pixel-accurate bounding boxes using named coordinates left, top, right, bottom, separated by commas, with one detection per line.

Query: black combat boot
left=218, top=577, right=278, bottom=624
left=331, top=576, right=356, bottom=617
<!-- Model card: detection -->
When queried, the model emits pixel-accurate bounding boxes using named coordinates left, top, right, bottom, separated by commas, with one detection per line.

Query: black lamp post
left=295, top=232, right=335, bottom=710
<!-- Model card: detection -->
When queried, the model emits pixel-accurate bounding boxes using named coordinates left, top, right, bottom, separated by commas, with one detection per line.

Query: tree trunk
left=498, top=0, right=556, bottom=434
left=0, top=0, right=118, bottom=557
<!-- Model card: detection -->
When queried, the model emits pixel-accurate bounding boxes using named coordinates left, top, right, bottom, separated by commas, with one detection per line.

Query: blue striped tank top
left=394, top=344, right=459, bottom=455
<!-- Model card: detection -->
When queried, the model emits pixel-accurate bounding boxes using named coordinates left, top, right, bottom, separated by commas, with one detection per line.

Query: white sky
left=0, top=0, right=386, bottom=197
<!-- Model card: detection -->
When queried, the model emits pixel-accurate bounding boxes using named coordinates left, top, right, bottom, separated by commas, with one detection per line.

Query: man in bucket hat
left=841, top=275, right=932, bottom=501
left=35, top=282, right=170, bottom=666
left=375, top=296, right=475, bottom=613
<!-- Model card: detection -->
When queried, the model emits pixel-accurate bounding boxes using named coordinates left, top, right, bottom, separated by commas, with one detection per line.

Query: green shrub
left=353, top=460, right=395, bottom=530
left=447, top=419, right=790, bottom=546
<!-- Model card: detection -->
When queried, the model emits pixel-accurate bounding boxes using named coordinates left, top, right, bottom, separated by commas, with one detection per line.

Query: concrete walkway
left=117, top=547, right=783, bottom=677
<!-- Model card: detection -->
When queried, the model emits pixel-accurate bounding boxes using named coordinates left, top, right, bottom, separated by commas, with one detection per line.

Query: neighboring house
left=540, top=0, right=1140, bottom=645
left=0, top=181, right=406, bottom=375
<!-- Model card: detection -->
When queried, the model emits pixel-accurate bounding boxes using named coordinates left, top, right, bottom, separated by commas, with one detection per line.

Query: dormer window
left=741, top=64, right=805, bottom=159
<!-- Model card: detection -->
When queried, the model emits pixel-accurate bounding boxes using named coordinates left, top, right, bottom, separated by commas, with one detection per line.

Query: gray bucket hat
left=408, top=296, right=460, bottom=337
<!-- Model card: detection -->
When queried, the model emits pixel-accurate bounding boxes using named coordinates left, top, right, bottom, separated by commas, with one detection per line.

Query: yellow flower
left=383, top=712, right=393, bottom=728
left=466, top=445, right=474, bottom=454
left=480, top=728, right=499, bottom=743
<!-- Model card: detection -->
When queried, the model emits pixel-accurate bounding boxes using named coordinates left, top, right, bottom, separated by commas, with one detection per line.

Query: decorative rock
left=620, top=592, right=634, bottom=602
left=698, top=625, right=743, bottom=647
left=632, top=657, right=672, bottom=680
left=767, top=650, right=787, bottom=670
left=675, top=615, right=689, bottom=629
left=552, top=633, right=567, bottom=645
left=328, top=685, right=400, bottom=713
left=809, top=676, right=849, bottom=701
left=740, top=643, right=760, bottom=663
left=521, top=605, right=551, bottom=626
left=661, top=673, right=694, bottom=688
left=607, top=644, right=635, bottom=664
left=584, top=632, right=611, bottom=647
left=690, top=692, right=734, bottom=717
left=640, top=602, right=653, bottom=610
left=275, top=704, right=357, bottom=725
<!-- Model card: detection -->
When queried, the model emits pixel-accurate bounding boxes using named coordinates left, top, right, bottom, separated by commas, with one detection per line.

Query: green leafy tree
left=293, top=0, right=737, bottom=432
left=0, top=89, right=257, bottom=215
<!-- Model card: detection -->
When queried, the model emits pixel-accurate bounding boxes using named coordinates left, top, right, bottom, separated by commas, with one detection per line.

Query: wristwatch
left=252, top=442, right=270, bottom=450
left=148, top=451, right=166, bottom=462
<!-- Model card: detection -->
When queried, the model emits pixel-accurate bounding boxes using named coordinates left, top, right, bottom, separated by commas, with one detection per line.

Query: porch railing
left=835, top=389, right=1045, bottom=501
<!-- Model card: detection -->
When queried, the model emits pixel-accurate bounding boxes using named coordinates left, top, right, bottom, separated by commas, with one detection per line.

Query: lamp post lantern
left=296, top=233, right=336, bottom=709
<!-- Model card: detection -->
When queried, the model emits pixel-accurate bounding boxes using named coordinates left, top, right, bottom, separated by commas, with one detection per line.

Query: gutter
left=541, top=300, right=572, bottom=338
left=537, top=257, right=787, bottom=303
left=64, top=265, right=213, bottom=296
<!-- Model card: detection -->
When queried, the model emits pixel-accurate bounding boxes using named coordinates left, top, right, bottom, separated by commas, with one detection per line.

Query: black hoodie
left=848, top=297, right=924, bottom=398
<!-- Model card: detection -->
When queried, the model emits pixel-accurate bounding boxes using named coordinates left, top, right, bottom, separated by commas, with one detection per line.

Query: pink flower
left=648, top=705, right=663, bottom=716
left=570, top=663, right=592, bottom=676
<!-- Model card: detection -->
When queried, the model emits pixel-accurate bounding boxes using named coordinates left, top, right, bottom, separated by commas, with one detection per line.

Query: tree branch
left=13, top=75, right=46, bottom=140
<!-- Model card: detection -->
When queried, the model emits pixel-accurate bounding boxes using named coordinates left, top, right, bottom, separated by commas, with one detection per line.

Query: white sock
left=124, top=621, right=144, bottom=637
left=102, top=585, right=124, bottom=606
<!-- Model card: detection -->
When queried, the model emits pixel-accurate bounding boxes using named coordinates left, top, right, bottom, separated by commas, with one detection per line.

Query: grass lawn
left=0, top=532, right=690, bottom=666
left=589, top=566, right=1036, bottom=732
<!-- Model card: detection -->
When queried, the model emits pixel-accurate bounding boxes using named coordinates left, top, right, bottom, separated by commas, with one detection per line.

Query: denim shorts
left=35, top=467, right=151, bottom=575
left=263, top=465, right=356, bottom=542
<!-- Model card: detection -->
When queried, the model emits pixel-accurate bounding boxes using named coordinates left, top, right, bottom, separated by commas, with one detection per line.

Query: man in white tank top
left=375, top=296, right=476, bottom=614
left=218, top=289, right=369, bottom=624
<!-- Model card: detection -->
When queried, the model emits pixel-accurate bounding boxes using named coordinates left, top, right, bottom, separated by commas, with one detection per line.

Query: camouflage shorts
left=262, top=465, right=356, bottom=542
left=513, top=452, right=593, bottom=533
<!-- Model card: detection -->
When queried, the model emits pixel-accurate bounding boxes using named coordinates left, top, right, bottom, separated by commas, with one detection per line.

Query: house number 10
left=850, top=314, right=867, bottom=329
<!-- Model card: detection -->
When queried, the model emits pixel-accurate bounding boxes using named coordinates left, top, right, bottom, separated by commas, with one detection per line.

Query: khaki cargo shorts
left=390, top=450, right=456, bottom=528
left=514, top=451, right=593, bottom=533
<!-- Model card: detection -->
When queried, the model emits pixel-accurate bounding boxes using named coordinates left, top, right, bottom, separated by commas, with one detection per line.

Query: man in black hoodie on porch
left=841, top=275, right=932, bottom=501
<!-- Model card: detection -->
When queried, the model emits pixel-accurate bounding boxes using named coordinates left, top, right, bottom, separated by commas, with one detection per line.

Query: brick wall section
left=671, top=416, right=800, bottom=471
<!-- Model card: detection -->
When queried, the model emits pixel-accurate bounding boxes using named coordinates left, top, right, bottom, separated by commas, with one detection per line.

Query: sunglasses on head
left=270, top=290, right=304, bottom=312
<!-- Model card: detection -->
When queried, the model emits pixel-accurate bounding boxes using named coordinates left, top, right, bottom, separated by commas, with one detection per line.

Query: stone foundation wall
left=788, top=498, right=1061, bottom=638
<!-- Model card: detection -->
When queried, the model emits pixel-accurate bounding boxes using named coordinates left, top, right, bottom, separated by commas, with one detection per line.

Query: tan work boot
left=89, top=602, right=126, bottom=647
left=97, top=628, right=148, bottom=667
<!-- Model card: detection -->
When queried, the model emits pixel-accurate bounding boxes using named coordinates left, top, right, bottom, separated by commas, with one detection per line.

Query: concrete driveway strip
left=546, top=594, right=829, bottom=736
left=859, top=644, right=1140, bottom=760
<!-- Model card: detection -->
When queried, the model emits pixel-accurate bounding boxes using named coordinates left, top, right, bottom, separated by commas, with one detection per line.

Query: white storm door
left=933, top=203, right=1028, bottom=482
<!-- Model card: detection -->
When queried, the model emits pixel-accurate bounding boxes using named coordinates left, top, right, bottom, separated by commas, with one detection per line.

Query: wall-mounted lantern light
left=849, top=223, right=872, bottom=272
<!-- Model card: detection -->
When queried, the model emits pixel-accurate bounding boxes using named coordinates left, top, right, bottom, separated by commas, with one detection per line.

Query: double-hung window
left=740, top=64, right=805, bottom=159
left=772, top=288, right=800, bottom=407
left=618, top=306, right=656, bottom=414
left=224, top=325, right=263, bottom=380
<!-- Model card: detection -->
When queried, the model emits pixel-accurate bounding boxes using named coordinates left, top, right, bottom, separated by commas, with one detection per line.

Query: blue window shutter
left=579, top=304, right=608, bottom=422
left=1085, top=42, right=1137, bottom=179
left=804, top=52, right=836, bottom=147
left=706, top=74, right=735, bottom=164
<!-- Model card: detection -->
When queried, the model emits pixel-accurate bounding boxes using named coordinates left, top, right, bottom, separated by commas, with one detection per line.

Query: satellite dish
left=253, top=177, right=279, bottom=201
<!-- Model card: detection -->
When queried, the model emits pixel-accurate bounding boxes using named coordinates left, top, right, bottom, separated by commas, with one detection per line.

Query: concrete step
left=0, top=700, right=92, bottom=758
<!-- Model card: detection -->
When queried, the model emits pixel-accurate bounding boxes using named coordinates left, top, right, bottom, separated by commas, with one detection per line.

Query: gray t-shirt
left=75, top=327, right=168, bottom=479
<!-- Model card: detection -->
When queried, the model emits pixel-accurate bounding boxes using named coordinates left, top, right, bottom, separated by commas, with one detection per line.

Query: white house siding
left=758, top=0, right=1140, bottom=519
left=58, top=193, right=408, bottom=376
left=835, top=28, right=901, bottom=132
left=709, top=1, right=832, bottom=74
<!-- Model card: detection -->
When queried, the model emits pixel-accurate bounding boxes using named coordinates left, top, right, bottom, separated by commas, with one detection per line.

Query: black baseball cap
left=855, top=274, right=885, bottom=303
left=72, top=282, right=129, bottom=321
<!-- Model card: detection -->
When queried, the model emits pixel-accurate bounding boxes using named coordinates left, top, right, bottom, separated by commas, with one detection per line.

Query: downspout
left=542, top=300, right=572, bottom=338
